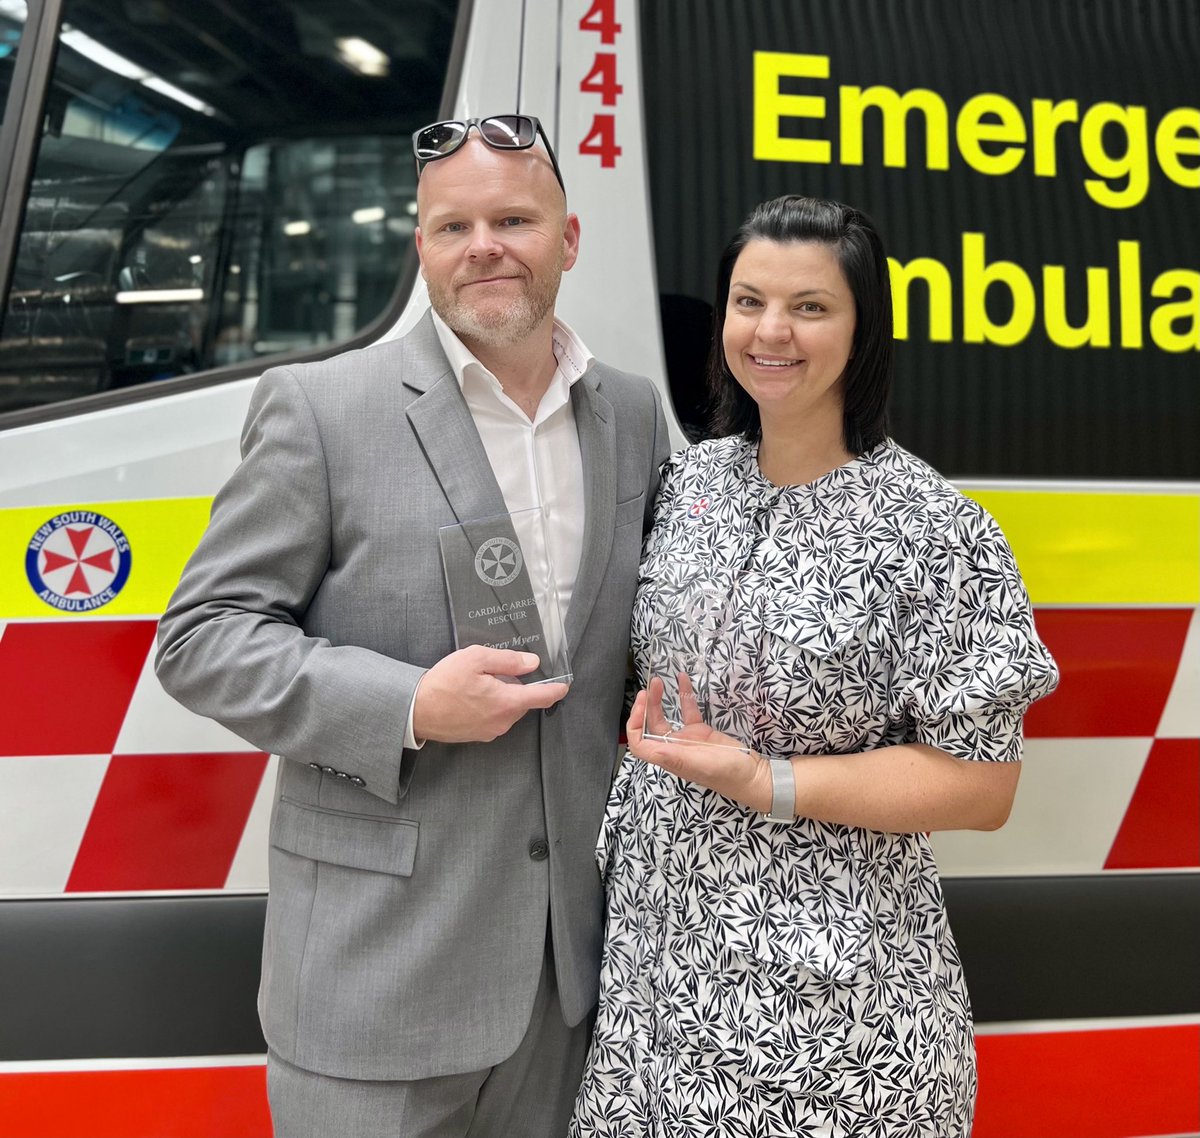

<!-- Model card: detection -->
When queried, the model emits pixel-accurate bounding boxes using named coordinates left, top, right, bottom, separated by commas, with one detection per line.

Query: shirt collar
left=430, top=308, right=594, bottom=394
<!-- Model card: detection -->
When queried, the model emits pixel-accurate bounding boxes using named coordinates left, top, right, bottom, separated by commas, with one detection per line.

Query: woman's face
left=722, top=239, right=857, bottom=432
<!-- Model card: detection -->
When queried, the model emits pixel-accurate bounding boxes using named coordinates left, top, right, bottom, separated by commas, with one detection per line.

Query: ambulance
left=1, top=1, right=1196, bottom=1135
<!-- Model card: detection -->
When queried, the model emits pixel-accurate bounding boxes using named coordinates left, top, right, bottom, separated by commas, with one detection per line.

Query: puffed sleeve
left=891, top=498, right=1058, bottom=763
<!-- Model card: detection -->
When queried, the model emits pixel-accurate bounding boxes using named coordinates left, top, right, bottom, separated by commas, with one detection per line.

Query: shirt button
left=528, top=839, right=550, bottom=861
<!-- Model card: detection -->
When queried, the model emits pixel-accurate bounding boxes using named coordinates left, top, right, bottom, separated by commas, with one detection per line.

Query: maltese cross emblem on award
left=474, top=536, right=523, bottom=587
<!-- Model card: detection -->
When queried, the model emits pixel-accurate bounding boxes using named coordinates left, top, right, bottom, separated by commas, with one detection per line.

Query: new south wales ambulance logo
left=25, top=510, right=132, bottom=613
left=474, top=536, right=523, bottom=587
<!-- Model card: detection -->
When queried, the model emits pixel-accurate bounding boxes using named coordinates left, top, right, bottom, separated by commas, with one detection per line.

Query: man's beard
left=428, top=260, right=563, bottom=349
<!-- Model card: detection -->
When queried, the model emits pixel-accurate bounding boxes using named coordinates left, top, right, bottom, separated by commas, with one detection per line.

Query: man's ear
left=562, top=213, right=581, bottom=273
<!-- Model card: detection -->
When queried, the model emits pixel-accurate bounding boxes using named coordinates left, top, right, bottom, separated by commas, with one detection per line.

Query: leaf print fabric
left=570, top=438, right=1058, bottom=1138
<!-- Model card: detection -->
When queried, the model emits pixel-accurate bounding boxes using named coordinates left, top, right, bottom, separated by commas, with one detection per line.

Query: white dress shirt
left=404, top=310, right=593, bottom=747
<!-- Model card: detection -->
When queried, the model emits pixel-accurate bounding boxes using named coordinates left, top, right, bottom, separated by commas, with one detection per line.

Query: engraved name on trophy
left=438, top=506, right=571, bottom=685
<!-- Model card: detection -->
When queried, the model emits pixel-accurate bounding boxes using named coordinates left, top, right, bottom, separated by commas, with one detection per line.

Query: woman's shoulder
left=649, top=436, right=751, bottom=528
left=867, top=440, right=997, bottom=540
left=662, top=435, right=748, bottom=484
left=674, top=433, right=746, bottom=465
left=864, top=442, right=1028, bottom=610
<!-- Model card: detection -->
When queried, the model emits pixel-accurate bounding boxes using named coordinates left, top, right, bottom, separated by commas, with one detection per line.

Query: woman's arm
left=626, top=686, right=1020, bottom=834
left=781, top=743, right=1019, bottom=832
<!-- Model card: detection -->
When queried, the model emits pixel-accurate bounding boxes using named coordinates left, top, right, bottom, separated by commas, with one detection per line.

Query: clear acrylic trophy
left=438, top=506, right=571, bottom=685
left=642, top=578, right=749, bottom=753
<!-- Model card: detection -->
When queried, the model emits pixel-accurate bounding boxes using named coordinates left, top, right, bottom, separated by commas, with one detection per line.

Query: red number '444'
left=579, top=0, right=621, bottom=44
left=579, top=113, right=622, bottom=168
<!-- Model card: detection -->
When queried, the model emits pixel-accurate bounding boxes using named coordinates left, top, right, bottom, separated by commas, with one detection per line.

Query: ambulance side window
left=0, top=0, right=457, bottom=418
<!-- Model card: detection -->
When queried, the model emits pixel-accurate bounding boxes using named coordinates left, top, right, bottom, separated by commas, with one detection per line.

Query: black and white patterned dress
left=570, top=438, right=1058, bottom=1138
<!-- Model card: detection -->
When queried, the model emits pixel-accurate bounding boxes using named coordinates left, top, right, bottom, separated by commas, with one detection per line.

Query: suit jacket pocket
left=274, top=796, right=418, bottom=877
left=613, top=490, right=646, bottom=529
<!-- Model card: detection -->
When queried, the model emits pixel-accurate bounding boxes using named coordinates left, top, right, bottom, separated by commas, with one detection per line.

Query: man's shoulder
left=255, top=316, right=447, bottom=406
left=586, top=358, right=659, bottom=409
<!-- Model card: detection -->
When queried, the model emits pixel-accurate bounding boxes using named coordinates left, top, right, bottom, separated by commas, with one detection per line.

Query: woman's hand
left=625, top=675, right=774, bottom=814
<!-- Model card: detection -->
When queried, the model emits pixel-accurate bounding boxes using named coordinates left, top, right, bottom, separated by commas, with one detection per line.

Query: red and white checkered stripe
left=932, top=605, right=1200, bottom=875
left=1, top=606, right=1197, bottom=896
left=0, top=618, right=274, bottom=895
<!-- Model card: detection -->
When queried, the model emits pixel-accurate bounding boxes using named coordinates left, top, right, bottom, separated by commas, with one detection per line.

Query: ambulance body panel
left=1, top=2, right=1196, bottom=1135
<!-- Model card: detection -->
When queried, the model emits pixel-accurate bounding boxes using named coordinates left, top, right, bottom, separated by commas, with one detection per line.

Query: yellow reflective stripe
left=4, top=490, right=1197, bottom=616
left=0, top=499, right=212, bottom=618
left=964, top=489, right=1200, bottom=605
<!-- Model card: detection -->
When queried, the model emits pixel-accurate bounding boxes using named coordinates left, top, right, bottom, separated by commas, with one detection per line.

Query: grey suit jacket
left=156, top=312, right=668, bottom=1080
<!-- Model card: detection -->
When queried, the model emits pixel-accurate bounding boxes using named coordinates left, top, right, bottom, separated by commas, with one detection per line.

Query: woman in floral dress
left=570, top=196, right=1058, bottom=1137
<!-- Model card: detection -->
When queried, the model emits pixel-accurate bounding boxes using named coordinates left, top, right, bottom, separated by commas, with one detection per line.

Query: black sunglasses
left=411, top=114, right=565, bottom=192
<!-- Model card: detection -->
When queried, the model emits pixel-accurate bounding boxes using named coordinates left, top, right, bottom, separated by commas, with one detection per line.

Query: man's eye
left=500, top=216, right=527, bottom=227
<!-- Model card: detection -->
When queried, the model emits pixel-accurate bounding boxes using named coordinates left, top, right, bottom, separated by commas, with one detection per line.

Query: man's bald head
left=416, top=136, right=567, bottom=225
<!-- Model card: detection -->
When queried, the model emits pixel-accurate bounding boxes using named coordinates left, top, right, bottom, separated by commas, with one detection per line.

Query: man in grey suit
left=156, top=114, right=668, bottom=1137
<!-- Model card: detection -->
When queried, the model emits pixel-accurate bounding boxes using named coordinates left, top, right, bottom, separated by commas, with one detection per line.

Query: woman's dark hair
left=706, top=195, right=893, bottom=454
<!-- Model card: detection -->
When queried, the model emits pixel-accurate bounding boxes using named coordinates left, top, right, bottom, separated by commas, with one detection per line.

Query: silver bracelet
left=764, top=757, right=795, bottom=822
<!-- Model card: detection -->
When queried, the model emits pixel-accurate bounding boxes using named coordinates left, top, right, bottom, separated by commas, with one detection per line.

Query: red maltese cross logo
left=41, top=525, right=119, bottom=595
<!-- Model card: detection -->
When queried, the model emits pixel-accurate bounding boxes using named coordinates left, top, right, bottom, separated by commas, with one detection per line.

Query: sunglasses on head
left=411, top=114, right=565, bottom=192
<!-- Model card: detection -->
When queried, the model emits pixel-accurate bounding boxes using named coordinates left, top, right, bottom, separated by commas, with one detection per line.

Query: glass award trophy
left=438, top=506, right=571, bottom=685
left=641, top=578, right=749, bottom=753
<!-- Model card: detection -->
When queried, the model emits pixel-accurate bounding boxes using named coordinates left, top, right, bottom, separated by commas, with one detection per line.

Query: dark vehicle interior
left=0, top=0, right=457, bottom=414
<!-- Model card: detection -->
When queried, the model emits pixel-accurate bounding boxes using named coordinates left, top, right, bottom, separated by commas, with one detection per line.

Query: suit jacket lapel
left=403, top=314, right=507, bottom=526
left=567, top=372, right=617, bottom=654
left=404, top=313, right=617, bottom=656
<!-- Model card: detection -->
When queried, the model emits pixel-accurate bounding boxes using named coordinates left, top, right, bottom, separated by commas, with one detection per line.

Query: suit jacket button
left=308, top=762, right=321, bottom=771
left=350, top=776, right=366, bottom=787
left=320, top=765, right=336, bottom=775
left=335, top=771, right=351, bottom=779
left=528, top=839, right=550, bottom=861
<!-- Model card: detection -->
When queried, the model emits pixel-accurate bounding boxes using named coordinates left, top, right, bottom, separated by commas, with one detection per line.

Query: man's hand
left=413, top=645, right=568, bottom=743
